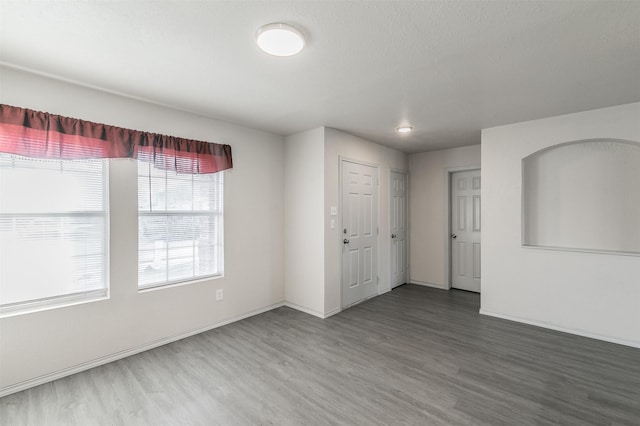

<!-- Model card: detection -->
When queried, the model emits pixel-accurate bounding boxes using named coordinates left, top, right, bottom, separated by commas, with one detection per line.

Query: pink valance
left=0, top=104, right=232, bottom=174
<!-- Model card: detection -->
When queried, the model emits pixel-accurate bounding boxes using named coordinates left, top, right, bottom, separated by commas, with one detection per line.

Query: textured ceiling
left=1, top=1, right=639, bottom=153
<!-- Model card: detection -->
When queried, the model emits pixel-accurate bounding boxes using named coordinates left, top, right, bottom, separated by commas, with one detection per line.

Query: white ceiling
left=1, top=1, right=639, bottom=153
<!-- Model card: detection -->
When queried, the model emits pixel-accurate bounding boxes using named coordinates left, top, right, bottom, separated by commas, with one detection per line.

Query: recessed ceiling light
left=396, top=126, right=413, bottom=133
left=256, top=23, right=305, bottom=57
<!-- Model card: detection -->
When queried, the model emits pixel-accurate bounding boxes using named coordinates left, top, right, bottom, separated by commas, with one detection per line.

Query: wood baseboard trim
left=479, top=309, right=640, bottom=349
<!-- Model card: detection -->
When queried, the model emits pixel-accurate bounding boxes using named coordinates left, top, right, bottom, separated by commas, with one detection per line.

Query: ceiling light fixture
left=256, top=23, right=305, bottom=57
left=396, top=126, right=413, bottom=133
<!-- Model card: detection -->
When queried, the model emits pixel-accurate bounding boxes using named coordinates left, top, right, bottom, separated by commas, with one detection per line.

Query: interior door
left=390, top=171, right=407, bottom=288
left=450, top=169, right=481, bottom=292
left=342, top=160, right=378, bottom=307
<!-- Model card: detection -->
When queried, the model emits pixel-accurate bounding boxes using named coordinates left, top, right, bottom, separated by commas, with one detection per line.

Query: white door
left=390, top=171, right=408, bottom=288
left=342, top=160, right=379, bottom=307
left=450, top=170, right=481, bottom=292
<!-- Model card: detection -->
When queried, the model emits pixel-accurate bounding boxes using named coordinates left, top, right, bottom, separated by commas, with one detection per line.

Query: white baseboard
left=479, top=309, right=640, bottom=349
left=283, top=302, right=342, bottom=319
left=323, top=307, right=342, bottom=318
left=285, top=287, right=396, bottom=319
left=282, top=302, right=325, bottom=319
left=0, top=302, right=285, bottom=398
left=410, top=280, right=448, bottom=290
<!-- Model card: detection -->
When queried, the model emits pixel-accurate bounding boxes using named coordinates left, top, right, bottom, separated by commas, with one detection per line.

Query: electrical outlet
left=215, top=289, right=223, bottom=301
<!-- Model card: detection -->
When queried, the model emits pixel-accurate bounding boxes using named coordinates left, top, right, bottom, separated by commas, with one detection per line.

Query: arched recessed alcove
left=522, top=138, right=640, bottom=255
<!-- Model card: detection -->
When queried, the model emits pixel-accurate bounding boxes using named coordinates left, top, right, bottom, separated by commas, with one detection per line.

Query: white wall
left=0, top=66, right=285, bottom=393
left=408, top=145, right=481, bottom=288
left=324, top=128, right=408, bottom=315
left=284, top=128, right=325, bottom=316
left=481, top=102, right=640, bottom=347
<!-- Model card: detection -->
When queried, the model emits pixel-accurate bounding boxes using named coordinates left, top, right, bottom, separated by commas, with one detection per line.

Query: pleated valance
left=0, top=104, right=233, bottom=174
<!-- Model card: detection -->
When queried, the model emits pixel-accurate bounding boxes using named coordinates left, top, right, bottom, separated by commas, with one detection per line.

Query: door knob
left=451, top=234, right=457, bottom=239
left=391, top=234, right=397, bottom=238
left=343, top=239, right=350, bottom=244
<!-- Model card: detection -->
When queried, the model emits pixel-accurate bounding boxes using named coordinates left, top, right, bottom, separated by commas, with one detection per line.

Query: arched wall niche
left=522, top=138, right=640, bottom=255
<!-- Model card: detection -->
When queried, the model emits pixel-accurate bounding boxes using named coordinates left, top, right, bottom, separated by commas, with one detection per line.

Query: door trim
left=389, top=169, right=409, bottom=289
left=339, top=156, right=380, bottom=308
left=444, top=166, right=480, bottom=290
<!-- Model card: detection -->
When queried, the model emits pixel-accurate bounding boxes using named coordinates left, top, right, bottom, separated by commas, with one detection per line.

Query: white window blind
left=0, top=154, right=108, bottom=314
left=137, top=161, right=223, bottom=289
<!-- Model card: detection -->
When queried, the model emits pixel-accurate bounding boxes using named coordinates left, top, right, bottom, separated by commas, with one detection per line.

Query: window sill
left=138, top=274, right=223, bottom=293
left=0, top=290, right=109, bottom=319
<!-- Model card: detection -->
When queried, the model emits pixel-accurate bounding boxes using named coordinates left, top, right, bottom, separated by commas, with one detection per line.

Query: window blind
left=137, top=161, right=223, bottom=289
left=0, top=154, right=108, bottom=312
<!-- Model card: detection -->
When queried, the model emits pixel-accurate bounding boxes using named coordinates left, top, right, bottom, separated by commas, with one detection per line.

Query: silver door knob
left=343, top=239, right=350, bottom=244
left=451, top=234, right=457, bottom=239
left=391, top=234, right=397, bottom=238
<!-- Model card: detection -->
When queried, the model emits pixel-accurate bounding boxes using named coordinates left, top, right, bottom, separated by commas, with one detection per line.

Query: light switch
left=330, top=206, right=337, bottom=216
left=330, top=219, right=336, bottom=229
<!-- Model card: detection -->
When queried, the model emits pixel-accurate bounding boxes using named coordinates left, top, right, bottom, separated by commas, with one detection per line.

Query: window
left=137, top=161, right=223, bottom=289
left=0, top=154, right=108, bottom=314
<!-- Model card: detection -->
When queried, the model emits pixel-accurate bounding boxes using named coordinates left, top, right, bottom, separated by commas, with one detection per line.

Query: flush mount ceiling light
left=396, top=126, right=413, bottom=134
left=256, top=23, right=305, bottom=57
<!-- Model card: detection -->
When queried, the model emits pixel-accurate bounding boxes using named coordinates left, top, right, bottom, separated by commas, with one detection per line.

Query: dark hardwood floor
left=2, top=285, right=639, bottom=425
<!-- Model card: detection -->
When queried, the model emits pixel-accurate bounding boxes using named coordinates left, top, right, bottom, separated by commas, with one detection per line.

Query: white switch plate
left=216, top=289, right=223, bottom=301
left=330, top=219, right=336, bottom=229
left=330, top=206, right=337, bottom=216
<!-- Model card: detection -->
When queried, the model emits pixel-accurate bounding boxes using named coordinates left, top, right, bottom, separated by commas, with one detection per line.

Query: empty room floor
left=1, top=285, right=639, bottom=425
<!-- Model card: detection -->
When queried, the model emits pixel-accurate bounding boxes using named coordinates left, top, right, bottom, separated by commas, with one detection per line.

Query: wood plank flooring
left=2, top=285, right=640, bottom=425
